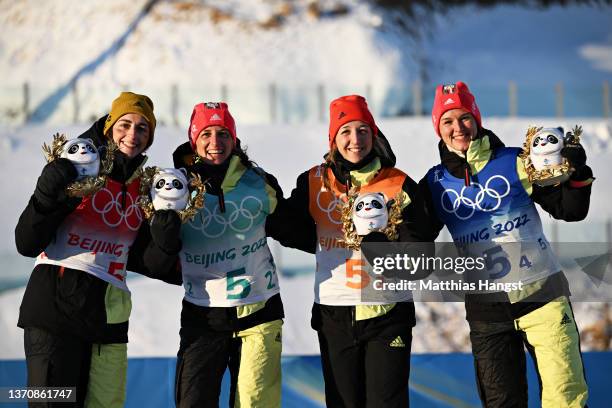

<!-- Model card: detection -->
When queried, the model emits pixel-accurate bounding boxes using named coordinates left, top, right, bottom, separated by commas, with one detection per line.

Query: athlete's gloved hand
left=359, top=231, right=390, bottom=273
left=150, top=209, right=182, bottom=254
left=561, top=143, right=587, bottom=169
left=561, top=143, right=592, bottom=181
left=34, top=158, right=80, bottom=211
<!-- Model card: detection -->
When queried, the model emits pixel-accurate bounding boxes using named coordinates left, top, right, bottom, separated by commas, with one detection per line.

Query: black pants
left=312, top=302, right=415, bottom=408
left=23, top=327, right=91, bottom=407
left=469, top=320, right=530, bottom=407
left=175, top=329, right=234, bottom=408
left=175, top=320, right=283, bottom=408
left=468, top=298, right=588, bottom=407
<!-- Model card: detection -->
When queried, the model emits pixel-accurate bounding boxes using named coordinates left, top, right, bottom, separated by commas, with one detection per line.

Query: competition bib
left=308, top=164, right=412, bottom=305
left=180, top=166, right=279, bottom=307
left=36, top=178, right=142, bottom=292
left=427, top=147, right=562, bottom=289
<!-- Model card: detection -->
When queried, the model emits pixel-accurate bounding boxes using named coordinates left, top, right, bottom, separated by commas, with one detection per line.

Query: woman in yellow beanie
left=15, top=92, right=182, bottom=407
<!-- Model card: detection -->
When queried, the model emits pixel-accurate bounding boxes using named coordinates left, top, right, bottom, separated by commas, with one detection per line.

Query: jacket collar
left=438, top=128, right=505, bottom=179
left=220, top=155, right=247, bottom=194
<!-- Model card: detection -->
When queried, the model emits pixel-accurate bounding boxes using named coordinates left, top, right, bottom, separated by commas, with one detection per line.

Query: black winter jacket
left=16, top=116, right=177, bottom=343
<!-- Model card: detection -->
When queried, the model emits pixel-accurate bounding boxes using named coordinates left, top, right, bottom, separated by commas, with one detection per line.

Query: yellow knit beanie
left=103, top=92, right=156, bottom=147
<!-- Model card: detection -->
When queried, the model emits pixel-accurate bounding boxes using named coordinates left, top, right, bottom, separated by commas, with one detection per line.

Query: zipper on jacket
left=121, top=184, right=127, bottom=210
left=350, top=306, right=358, bottom=345
left=218, top=190, right=226, bottom=213
left=463, top=161, right=471, bottom=187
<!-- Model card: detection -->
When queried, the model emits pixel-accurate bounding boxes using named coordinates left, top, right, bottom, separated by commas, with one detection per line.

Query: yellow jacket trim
left=221, top=155, right=247, bottom=194
left=264, top=181, right=278, bottom=214
left=516, top=156, right=533, bottom=196
left=349, top=157, right=381, bottom=187
left=466, top=135, right=492, bottom=175
left=349, top=157, right=411, bottom=209
left=236, top=300, right=267, bottom=318
left=104, top=284, right=132, bottom=324
left=356, top=303, right=396, bottom=320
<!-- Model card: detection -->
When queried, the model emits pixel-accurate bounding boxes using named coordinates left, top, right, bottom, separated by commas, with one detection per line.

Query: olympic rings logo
left=188, top=196, right=264, bottom=238
left=316, top=189, right=345, bottom=225
left=91, top=188, right=142, bottom=231
left=441, top=175, right=511, bottom=220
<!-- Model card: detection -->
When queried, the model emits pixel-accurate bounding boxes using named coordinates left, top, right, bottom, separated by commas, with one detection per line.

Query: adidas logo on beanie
left=328, top=95, right=377, bottom=148
left=188, top=102, right=237, bottom=149
left=431, top=81, right=481, bottom=137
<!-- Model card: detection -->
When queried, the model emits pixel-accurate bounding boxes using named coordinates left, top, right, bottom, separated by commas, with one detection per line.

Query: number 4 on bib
left=519, top=255, right=532, bottom=269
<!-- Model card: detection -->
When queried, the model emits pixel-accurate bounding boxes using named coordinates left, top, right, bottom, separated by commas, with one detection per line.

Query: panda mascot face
left=352, top=192, right=389, bottom=236
left=530, top=127, right=564, bottom=170
left=60, top=138, right=100, bottom=180
left=151, top=168, right=189, bottom=211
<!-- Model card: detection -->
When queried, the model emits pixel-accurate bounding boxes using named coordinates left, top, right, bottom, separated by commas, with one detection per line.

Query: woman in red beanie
left=157, top=102, right=287, bottom=407
left=15, top=92, right=182, bottom=407
left=419, top=81, right=591, bottom=407
left=267, top=95, right=433, bottom=407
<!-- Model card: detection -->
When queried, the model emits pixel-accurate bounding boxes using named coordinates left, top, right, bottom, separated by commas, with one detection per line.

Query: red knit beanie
left=188, top=102, right=237, bottom=149
left=431, top=81, right=481, bottom=136
left=328, top=95, right=377, bottom=148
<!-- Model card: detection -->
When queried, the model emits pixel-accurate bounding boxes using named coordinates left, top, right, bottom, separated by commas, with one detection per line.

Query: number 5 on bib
left=345, top=258, right=370, bottom=289
left=227, top=268, right=252, bottom=299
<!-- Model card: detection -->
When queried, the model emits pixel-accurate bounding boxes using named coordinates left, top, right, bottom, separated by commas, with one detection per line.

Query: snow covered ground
left=0, top=116, right=610, bottom=358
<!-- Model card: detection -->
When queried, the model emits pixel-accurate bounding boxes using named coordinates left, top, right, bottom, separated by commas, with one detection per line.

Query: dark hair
left=232, top=139, right=273, bottom=183
left=232, top=138, right=256, bottom=169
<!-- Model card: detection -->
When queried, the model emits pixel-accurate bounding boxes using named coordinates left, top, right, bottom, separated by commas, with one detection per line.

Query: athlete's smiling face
left=111, top=113, right=151, bottom=158
left=439, top=108, right=478, bottom=153
left=334, top=120, right=373, bottom=164
left=196, top=125, right=234, bottom=165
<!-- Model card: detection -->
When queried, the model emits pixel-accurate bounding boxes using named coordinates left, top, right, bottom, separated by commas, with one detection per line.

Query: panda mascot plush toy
left=150, top=168, right=190, bottom=211
left=521, top=125, right=582, bottom=187
left=340, top=190, right=403, bottom=250
left=529, top=127, right=564, bottom=171
left=352, top=192, right=389, bottom=236
left=60, top=138, right=100, bottom=180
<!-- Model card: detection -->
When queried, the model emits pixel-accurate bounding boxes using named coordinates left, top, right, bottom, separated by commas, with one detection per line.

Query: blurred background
left=1, top=0, right=611, bottom=406
left=1, top=0, right=612, bottom=125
